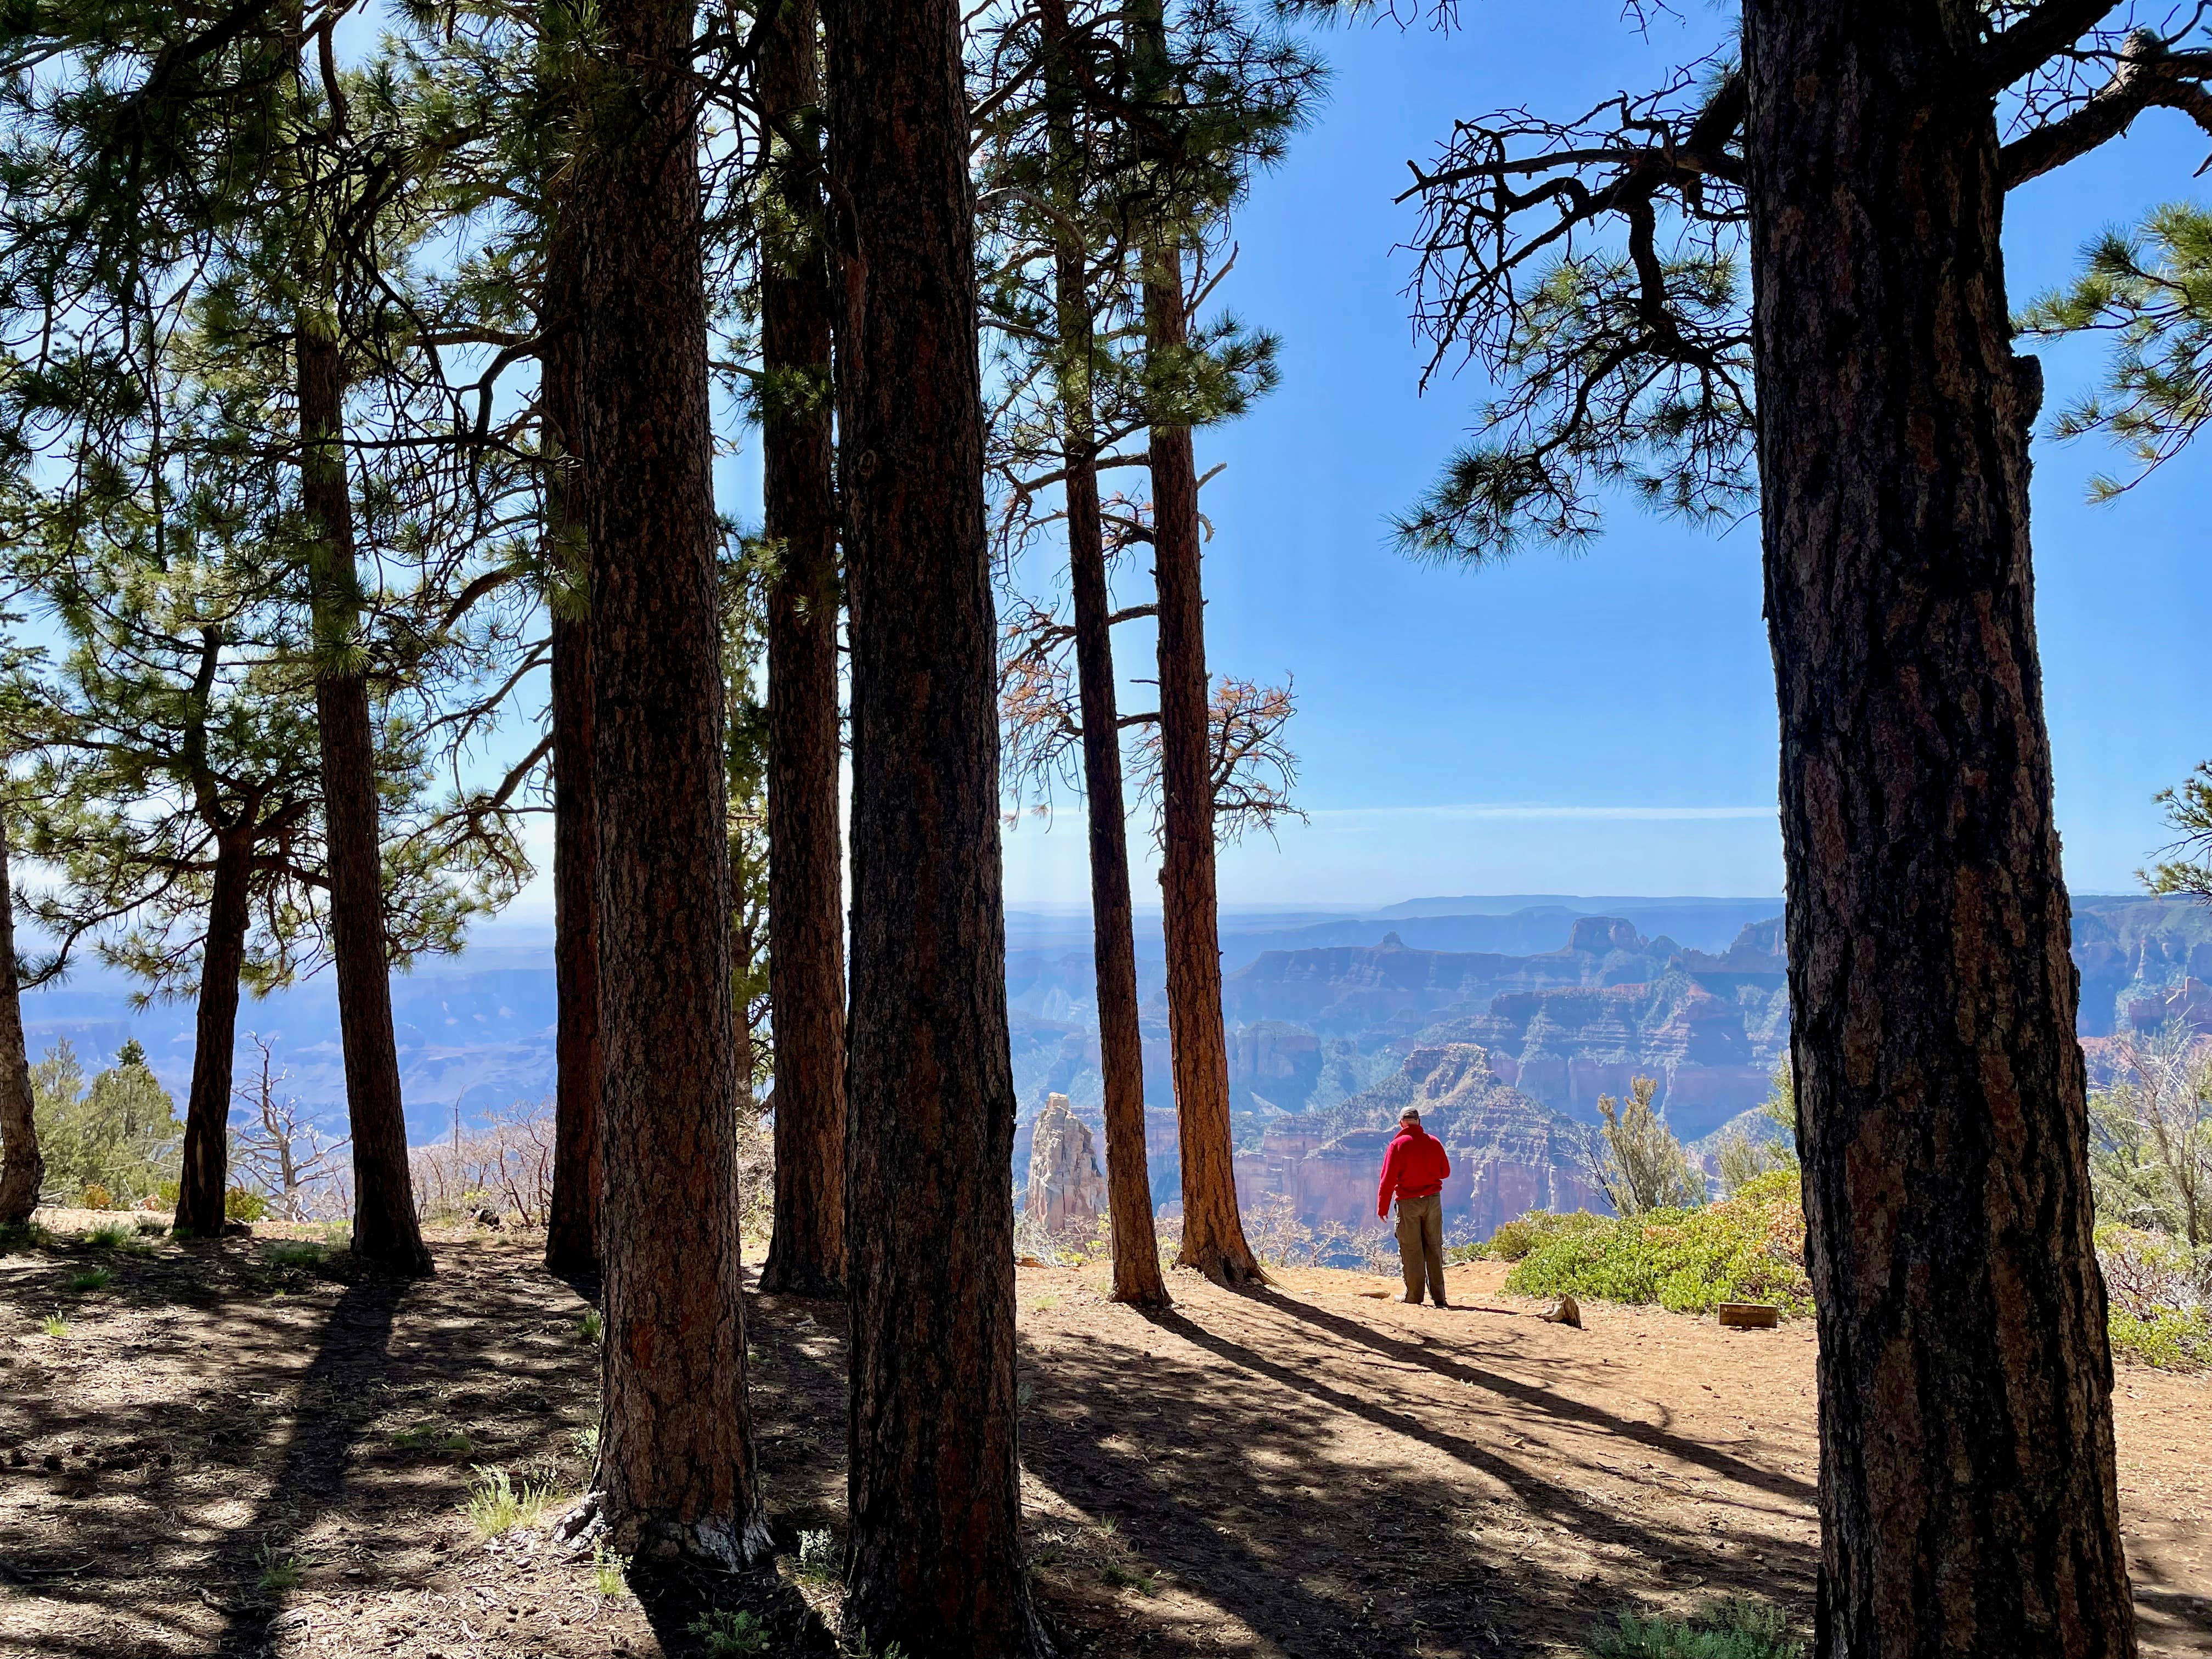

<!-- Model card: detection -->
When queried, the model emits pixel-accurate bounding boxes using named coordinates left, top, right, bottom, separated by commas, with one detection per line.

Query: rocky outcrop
left=1025, top=1093, right=1107, bottom=1231
left=1235, top=1044, right=1607, bottom=1239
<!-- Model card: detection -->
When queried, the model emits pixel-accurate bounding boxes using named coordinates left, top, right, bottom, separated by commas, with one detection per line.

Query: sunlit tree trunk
left=298, top=322, right=431, bottom=1276
left=1130, top=0, right=1260, bottom=1288
left=1043, top=0, right=1167, bottom=1310
left=826, top=0, right=1043, bottom=1646
left=1746, top=5, right=2134, bottom=1653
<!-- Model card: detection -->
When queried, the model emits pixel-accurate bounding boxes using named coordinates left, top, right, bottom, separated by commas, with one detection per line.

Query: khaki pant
left=1394, top=1192, right=1447, bottom=1305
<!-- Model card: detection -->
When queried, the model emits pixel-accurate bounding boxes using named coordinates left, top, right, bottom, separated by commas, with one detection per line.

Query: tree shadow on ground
left=1246, top=1286, right=1817, bottom=1503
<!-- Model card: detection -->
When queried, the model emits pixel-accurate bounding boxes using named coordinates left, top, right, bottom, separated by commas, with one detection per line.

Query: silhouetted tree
left=1293, top=2, right=2199, bottom=1650
left=756, top=0, right=847, bottom=1300
left=827, top=0, right=1043, bottom=1645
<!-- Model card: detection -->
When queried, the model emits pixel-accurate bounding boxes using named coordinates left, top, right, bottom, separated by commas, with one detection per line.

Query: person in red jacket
left=1376, top=1106, right=1452, bottom=1306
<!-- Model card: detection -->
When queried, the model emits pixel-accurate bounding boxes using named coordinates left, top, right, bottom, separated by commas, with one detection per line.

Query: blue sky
left=977, top=2, right=2212, bottom=911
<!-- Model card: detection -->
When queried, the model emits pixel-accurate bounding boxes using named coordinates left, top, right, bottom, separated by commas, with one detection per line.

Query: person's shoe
left=1400, top=1295, right=1421, bottom=1304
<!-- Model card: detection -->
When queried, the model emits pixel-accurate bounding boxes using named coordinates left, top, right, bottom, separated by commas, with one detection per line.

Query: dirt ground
left=1, top=1218, right=2206, bottom=1658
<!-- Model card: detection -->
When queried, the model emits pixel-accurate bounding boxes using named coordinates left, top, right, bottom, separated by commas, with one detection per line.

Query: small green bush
left=688, top=1610, right=770, bottom=1657
left=133, top=1218, right=167, bottom=1237
left=255, top=1544, right=303, bottom=1594
left=1484, top=1208, right=1610, bottom=1262
left=68, top=1267, right=112, bottom=1293
left=266, top=1242, right=327, bottom=1269
left=1587, top=1595, right=1802, bottom=1658
left=83, top=1222, right=132, bottom=1249
left=578, top=1309, right=605, bottom=1344
left=225, top=1187, right=270, bottom=1223
left=1504, top=1172, right=1812, bottom=1317
left=40, top=1311, right=67, bottom=1338
left=2109, top=1307, right=2212, bottom=1371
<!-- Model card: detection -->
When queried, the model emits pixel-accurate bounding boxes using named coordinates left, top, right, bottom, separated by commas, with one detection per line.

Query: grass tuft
left=392, top=1423, right=473, bottom=1457
left=592, top=1542, right=628, bottom=1598
left=464, top=1466, right=556, bottom=1538
left=578, top=1309, right=604, bottom=1344
left=40, top=1312, right=67, bottom=1338
left=67, top=1267, right=113, bottom=1293
left=266, top=1242, right=328, bottom=1269
left=1099, top=1562, right=1159, bottom=1595
left=133, top=1217, right=168, bottom=1237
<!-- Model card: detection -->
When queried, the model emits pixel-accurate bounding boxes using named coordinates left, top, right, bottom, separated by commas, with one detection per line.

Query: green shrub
left=687, top=1610, right=770, bottom=1657
left=225, top=1187, right=270, bottom=1223
left=68, top=1267, right=112, bottom=1293
left=266, top=1242, right=327, bottom=1269
left=83, top=1222, right=132, bottom=1249
left=1505, top=1172, right=1813, bottom=1317
left=1587, top=1596, right=1802, bottom=1658
left=2109, top=1307, right=2212, bottom=1370
left=1484, top=1208, right=1610, bottom=1262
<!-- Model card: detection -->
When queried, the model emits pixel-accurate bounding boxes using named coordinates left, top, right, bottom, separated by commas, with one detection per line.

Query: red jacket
left=1376, top=1125, right=1451, bottom=1216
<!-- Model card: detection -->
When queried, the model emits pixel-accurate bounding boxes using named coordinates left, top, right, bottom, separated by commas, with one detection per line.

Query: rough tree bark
left=1745, top=5, right=2135, bottom=1655
left=544, top=606, right=602, bottom=1278
left=541, top=207, right=602, bottom=1282
left=1130, top=0, right=1260, bottom=1288
left=573, top=0, right=766, bottom=1565
left=173, top=833, right=254, bottom=1237
left=1043, top=0, right=1167, bottom=1310
left=757, top=0, right=847, bottom=1301
left=0, top=813, right=42, bottom=1227
left=825, top=0, right=1043, bottom=1649
left=298, top=323, right=432, bottom=1276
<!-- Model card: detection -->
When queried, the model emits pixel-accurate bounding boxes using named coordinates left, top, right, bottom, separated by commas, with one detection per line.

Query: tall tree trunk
left=1130, top=0, right=1260, bottom=1288
left=545, top=608, right=602, bottom=1277
left=0, top=812, right=42, bottom=1228
left=542, top=206, right=603, bottom=1282
left=1043, top=0, right=1166, bottom=1311
left=298, top=323, right=431, bottom=1276
left=573, top=0, right=766, bottom=1566
left=174, top=832, right=253, bottom=1237
left=1745, top=7, right=2135, bottom=1655
left=757, top=0, right=847, bottom=1301
left=825, top=0, right=1042, bottom=1649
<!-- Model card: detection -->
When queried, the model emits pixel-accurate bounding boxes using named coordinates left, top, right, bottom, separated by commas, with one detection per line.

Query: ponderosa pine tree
left=755, top=0, right=847, bottom=1301
left=1122, top=0, right=1315, bottom=1285
left=826, top=0, right=1042, bottom=1646
left=540, top=162, right=601, bottom=1280
left=569, top=0, right=766, bottom=1565
left=1292, top=2, right=2212, bottom=1651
